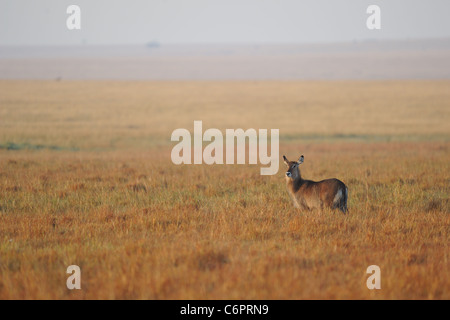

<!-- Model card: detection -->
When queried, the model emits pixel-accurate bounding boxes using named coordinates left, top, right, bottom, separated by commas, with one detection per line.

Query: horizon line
left=2, top=37, right=450, bottom=48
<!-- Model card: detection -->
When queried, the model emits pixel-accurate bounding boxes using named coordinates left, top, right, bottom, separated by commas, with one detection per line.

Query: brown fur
left=283, top=155, right=348, bottom=213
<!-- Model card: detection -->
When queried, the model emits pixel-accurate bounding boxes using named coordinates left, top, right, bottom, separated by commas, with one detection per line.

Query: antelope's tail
left=343, top=186, right=349, bottom=213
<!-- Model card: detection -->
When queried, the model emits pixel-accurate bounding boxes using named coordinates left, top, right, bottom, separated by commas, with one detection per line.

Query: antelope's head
left=283, top=155, right=304, bottom=180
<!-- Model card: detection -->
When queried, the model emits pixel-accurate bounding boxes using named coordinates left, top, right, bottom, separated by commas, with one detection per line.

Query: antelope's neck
left=286, top=176, right=303, bottom=192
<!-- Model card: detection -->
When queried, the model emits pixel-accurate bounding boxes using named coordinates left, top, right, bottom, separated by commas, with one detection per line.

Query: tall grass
left=0, top=141, right=448, bottom=299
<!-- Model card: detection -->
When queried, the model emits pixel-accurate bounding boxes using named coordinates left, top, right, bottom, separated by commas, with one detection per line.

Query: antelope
left=283, top=155, right=348, bottom=213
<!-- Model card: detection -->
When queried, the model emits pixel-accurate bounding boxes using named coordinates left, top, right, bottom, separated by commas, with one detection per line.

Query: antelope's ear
left=297, top=155, right=304, bottom=164
left=283, top=155, right=289, bottom=167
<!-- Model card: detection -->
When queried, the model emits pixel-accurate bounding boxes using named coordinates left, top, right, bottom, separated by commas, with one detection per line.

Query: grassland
left=0, top=80, right=449, bottom=299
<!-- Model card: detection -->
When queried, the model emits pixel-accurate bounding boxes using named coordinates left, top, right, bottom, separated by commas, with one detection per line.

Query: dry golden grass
left=1, top=80, right=449, bottom=149
left=0, top=80, right=449, bottom=299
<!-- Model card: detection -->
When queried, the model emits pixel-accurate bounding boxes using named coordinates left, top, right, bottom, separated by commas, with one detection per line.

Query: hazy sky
left=1, top=0, right=450, bottom=45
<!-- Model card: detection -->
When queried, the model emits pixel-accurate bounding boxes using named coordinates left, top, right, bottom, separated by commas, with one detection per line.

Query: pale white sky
left=1, top=0, right=450, bottom=45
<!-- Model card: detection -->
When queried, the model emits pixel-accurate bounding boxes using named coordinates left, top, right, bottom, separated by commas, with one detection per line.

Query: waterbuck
left=283, top=155, right=348, bottom=213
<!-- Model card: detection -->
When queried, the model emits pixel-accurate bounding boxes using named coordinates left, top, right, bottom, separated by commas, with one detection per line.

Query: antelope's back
left=316, top=178, right=346, bottom=201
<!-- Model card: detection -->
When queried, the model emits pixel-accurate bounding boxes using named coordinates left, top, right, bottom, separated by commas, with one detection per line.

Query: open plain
left=0, top=80, right=448, bottom=299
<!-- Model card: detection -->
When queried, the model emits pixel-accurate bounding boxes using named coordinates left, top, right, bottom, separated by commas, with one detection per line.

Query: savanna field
left=0, top=80, right=449, bottom=299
